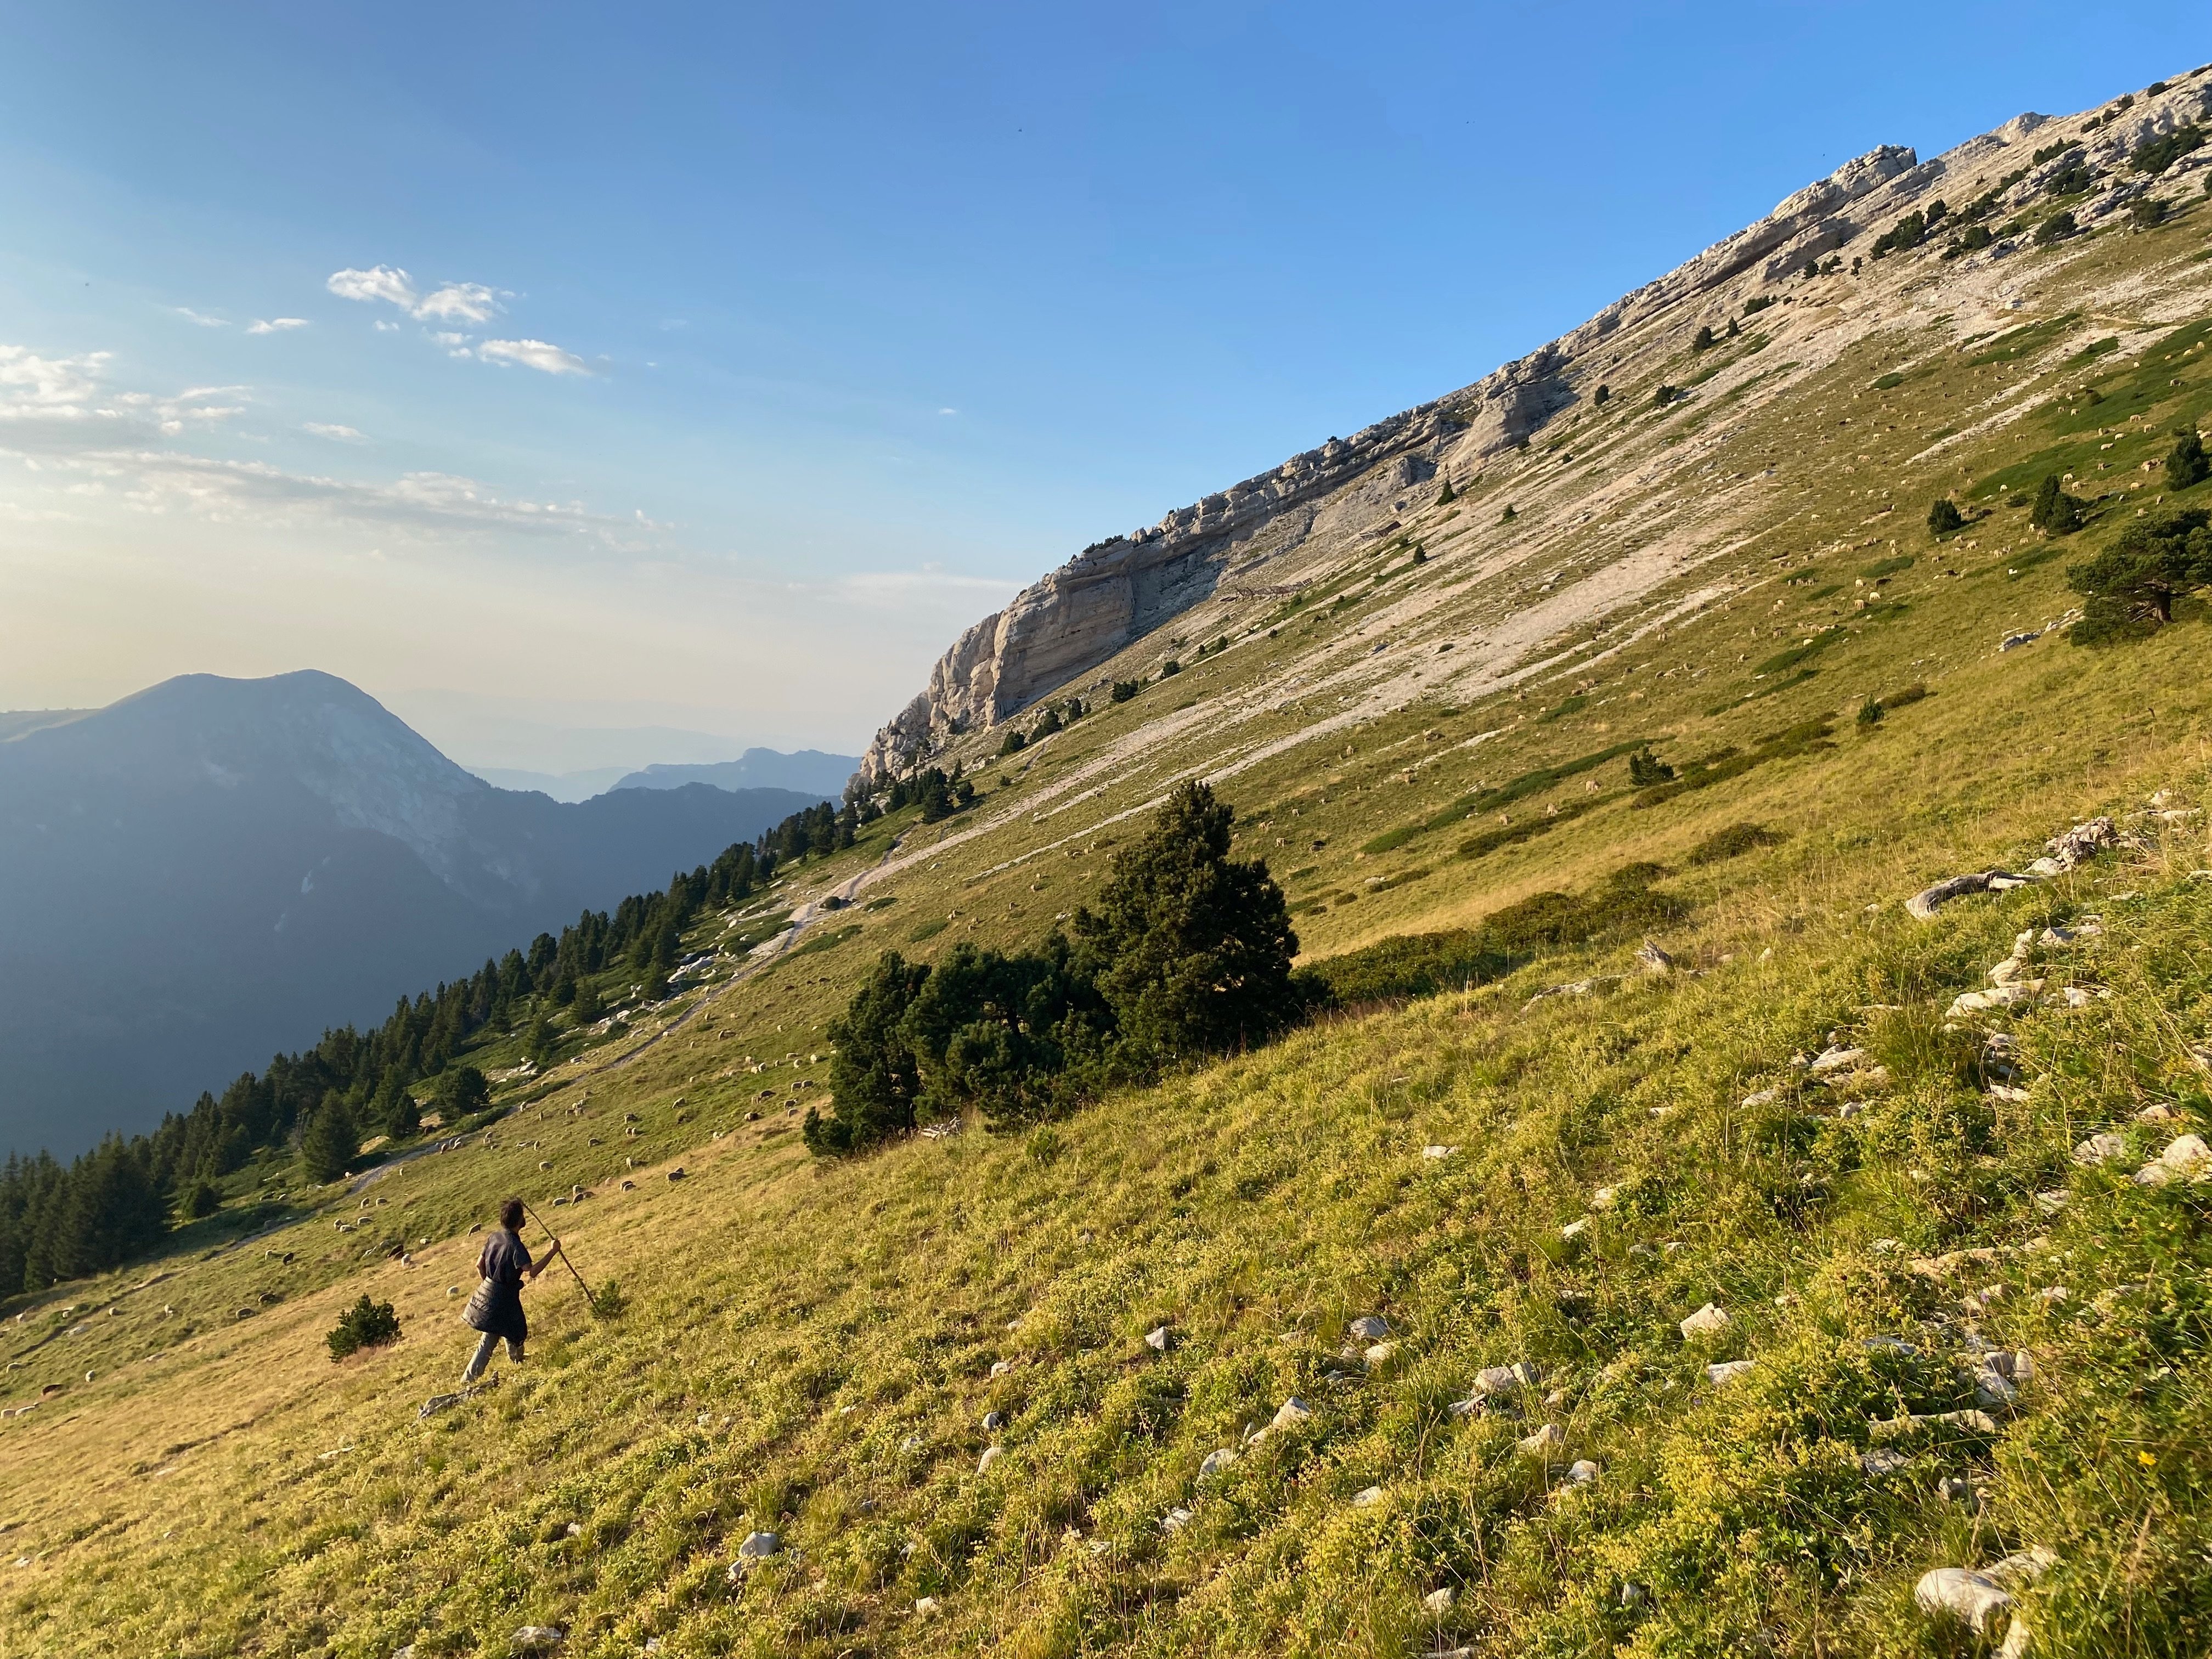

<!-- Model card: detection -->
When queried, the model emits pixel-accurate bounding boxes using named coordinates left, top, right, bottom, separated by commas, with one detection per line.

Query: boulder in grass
left=1198, top=1448, right=1237, bottom=1479
left=977, top=1446, right=1003, bottom=1476
left=1706, top=1359, right=1756, bottom=1387
left=1914, top=1568, right=2011, bottom=1633
left=510, top=1629, right=565, bottom=1654
left=1421, top=1587, right=1454, bottom=1613
left=1516, top=1423, right=1566, bottom=1459
left=2072, top=1132, right=2127, bottom=1166
left=1565, top=1459, right=1601, bottom=1486
left=1679, top=1302, right=1730, bottom=1340
left=2133, top=1133, right=2211, bottom=1186
left=1144, top=1325, right=1172, bottom=1353
left=1346, top=1315, right=1391, bottom=1341
left=1269, top=1396, right=1313, bottom=1432
left=735, top=1530, right=780, bottom=1561
left=1351, top=1485, right=1386, bottom=1507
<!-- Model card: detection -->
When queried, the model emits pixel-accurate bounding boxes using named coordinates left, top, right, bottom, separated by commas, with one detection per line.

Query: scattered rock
left=509, top=1627, right=564, bottom=1652
left=735, top=1530, right=779, bottom=1561
left=2033, top=817, right=2118, bottom=875
left=989, top=1359, right=1013, bottom=1378
left=1198, top=1448, right=1237, bottom=1479
left=1706, top=1360, right=1756, bottom=1387
left=1679, top=1303, right=1730, bottom=1340
left=2132, top=1133, right=2211, bottom=1186
left=1161, top=1506, right=1193, bottom=1533
left=1351, top=1485, right=1386, bottom=1506
left=418, top=1392, right=466, bottom=1419
left=1915, top=1567, right=2012, bottom=1632
left=1144, top=1325, right=1172, bottom=1353
left=1363, top=1342, right=1397, bottom=1373
left=1861, top=1447, right=1912, bottom=1476
left=1590, top=1185, right=1618, bottom=1210
left=1560, top=1217, right=1590, bottom=1243
left=913, top=1595, right=940, bottom=1617
left=2072, top=1132, right=2127, bottom=1166
left=1422, top=1587, right=1454, bottom=1613
left=1270, top=1396, right=1313, bottom=1431
left=1808, top=1045, right=1869, bottom=1076
left=1421, top=1144, right=1459, bottom=1160
left=1907, top=871, right=2027, bottom=920
left=1939, top=1475, right=1978, bottom=1506
left=1516, top=1423, right=1565, bottom=1459
left=1634, top=939, right=1675, bottom=974
left=1347, top=1314, right=1391, bottom=1341
left=1565, top=1459, right=1601, bottom=1486
left=981, top=1410, right=1006, bottom=1432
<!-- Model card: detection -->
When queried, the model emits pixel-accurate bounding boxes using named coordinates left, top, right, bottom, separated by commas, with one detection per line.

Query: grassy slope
left=7, top=139, right=2212, bottom=1659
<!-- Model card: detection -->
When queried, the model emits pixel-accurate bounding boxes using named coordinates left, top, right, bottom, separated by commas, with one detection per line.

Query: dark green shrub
left=1856, top=699, right=1884, bottom=729
left=180, top=1179, right=221, bottom=1221
left=1109, top=680, right=1140, bottom=703
left=1870, top=210, right=1930, bottom=257
left=2132, top=123, right=2204, bottom=176
left=1927, top=498, right=1966, bottom=535
left=1158, top=659, right=1181, bottom=679
left=2130, top=196, right=2168, bottom=229
left=2045, top=163, right=2094, bottom=198
left=1500, top=503, right=1518, bottom=521
left=1627, top=747, right=1676, bottom=787
left=1436, top=475, right=1455, bottom=504
left=326, top=1295, right=400, bottom=1361
left=2067, top=506, right=2212, bottom=628
left=1692, top=324, right=1716, bottom=352
left=1742, top=296, right=1774, bottom=315
left=998, top=729, right=1027, bottom=757
left=1593, top=383, right=1611, bottom=405
left=2168, top=429, right=2208, bottom=489
left=2031, top=472, right=2085, bottom=533
left=2034, top=211, right=2078, bottom=247
left=1684, top=822, right=1788, bottom=866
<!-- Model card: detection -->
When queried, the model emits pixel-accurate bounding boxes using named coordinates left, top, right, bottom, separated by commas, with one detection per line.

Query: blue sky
left=0, top=1, right=2198, bottom=765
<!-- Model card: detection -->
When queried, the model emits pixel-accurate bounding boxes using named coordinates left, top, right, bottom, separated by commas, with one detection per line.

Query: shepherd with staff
left=458, top=1197, right=565, bottom=1383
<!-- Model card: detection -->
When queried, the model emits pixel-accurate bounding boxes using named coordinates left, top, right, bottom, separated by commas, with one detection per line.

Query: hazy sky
left=0, top=2, right=2194, bottom=765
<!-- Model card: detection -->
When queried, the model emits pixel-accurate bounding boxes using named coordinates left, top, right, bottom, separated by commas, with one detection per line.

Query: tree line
left=0, top=799, right=864, bottom=1299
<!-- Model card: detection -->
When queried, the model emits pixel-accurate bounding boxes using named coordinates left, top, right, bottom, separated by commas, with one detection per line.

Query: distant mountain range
left=609, top=749, right=860, bottom=799
left=0, top=672, right=830, bottom=1156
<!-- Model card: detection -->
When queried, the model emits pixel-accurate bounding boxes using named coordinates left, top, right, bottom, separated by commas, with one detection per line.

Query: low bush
left=326, top=1295, right=401, bottom=1362
left=1685, top=821, right=1788, bottom=865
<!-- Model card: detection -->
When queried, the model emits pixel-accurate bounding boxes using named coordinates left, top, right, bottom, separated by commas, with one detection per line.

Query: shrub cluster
left=806, top=783, right=1299, bottom=1154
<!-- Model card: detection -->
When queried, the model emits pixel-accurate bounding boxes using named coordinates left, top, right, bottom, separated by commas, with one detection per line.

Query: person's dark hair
left=499, top=1197, right=525, bottom=1232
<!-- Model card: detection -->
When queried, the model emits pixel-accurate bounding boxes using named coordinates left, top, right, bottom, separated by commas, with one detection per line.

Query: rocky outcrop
left=858, top=72, right=2210, bottom=780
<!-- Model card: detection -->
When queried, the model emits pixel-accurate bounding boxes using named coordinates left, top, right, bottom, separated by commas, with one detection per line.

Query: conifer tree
left=300, top=1097, right=359, bottom=1184
left=2031, top=472, right=2085, bottom=534
left=2168, top=428, right=2208, bottom=489
left=1073, top=780, right=1299, bottom=1064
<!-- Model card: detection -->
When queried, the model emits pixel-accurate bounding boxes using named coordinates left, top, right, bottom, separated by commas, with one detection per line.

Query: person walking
left=460, top=1197, right=561, bottom=1384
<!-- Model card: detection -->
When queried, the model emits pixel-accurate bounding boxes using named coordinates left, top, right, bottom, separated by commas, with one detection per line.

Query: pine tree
left=2168, top=428, right=2208, bottom=489
left=1692, top=324, right=1716, bottom=351
left=1073, top=781, right=1299, bottom=1064
left=1927, top=498, right=1966, bottom=535
left=2031, top=472, right=2084, bottom=534
left=1436, top=475, right=1456, bottom=505
left=300, top=1097, right=359, bottom=1184
left=816, top=952, right=933, bottom=1153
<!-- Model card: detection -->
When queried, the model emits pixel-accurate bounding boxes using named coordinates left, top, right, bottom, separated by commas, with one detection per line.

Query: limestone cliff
left=861, top=75, right=2211, bottom=781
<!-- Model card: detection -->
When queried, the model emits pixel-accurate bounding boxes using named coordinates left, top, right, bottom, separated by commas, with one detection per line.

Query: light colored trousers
left=462, top=1330, right=524, bottom=1384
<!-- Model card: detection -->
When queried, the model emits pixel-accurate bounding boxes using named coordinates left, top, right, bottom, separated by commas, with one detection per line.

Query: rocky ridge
left=862, top=73, right=2212, bottom=780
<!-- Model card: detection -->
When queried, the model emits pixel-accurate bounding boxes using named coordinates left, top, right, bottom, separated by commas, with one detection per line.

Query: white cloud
left=938, top=407, right=958, bottom=415
left=374, top=319, right=399, bottom=332
left=247, top=318, right=309, bottom=335
left=327, top=264, right=419, bottom=309
left=172, top=307, right=228, bottom=328
left=0, top=335, right=638, bottom=544
left=479, top=338, right=591, bottom=376
left=415, top=283, right=499, bottom=324
left=836, top=565, right=1017, bottom=609
left=304, top=422, right=365, bottom=441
